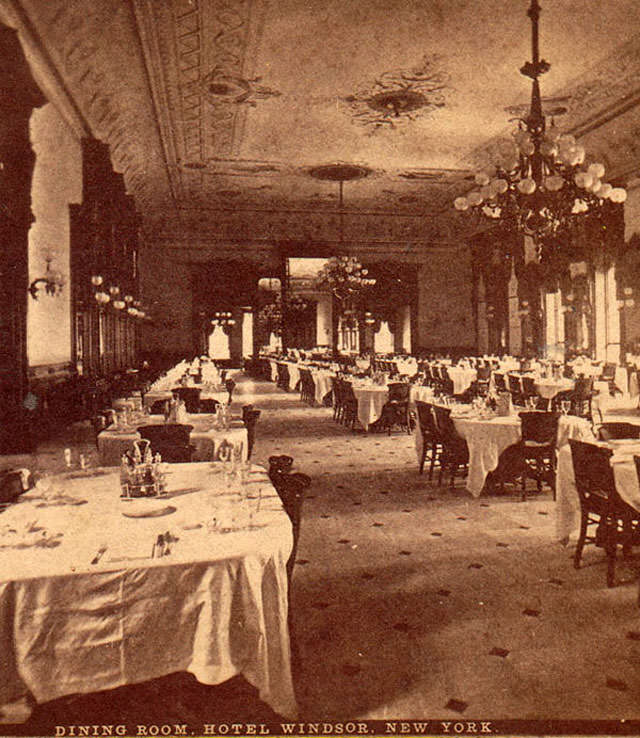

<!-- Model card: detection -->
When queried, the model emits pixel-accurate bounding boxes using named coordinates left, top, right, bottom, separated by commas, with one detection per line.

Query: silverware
left=91, top=545, right=107, bottom=565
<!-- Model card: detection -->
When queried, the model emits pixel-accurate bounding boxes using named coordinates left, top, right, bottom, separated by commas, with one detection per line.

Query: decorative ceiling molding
left=464, top=31, right=640, bottom=181
left=15, top=0, right=172, bottom=211
left=342, top=54, right=449, bottom=133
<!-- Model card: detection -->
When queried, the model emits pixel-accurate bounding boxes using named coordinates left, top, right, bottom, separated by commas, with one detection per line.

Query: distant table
left=311, top=369, right=334, bottom=405
left=534, top=377, right=574, bottom=400
left=143, top=386, right=227, bottom=410
left=447, top=367, right=477, bottom=395
left=351, top=384, right=389, bottom=430
left=98, top=415, right=248, bottom=465
left=0, top=462, right=297, bottom=718
left=454, top=415, right=521, bottom=497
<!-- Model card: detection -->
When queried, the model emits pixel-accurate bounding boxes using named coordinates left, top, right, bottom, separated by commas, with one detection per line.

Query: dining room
left=3, top=0, right=640, bottom=735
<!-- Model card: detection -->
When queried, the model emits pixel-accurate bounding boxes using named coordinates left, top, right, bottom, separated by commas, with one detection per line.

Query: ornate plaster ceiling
left=5, top=0, right=640, bottom=248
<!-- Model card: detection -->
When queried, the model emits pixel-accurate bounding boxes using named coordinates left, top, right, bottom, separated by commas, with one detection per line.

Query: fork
left=91, top=544, right=108, bottom=565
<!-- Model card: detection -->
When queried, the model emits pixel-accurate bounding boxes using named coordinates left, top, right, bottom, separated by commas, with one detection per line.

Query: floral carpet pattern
left=2, top=374, right=640, bottom=730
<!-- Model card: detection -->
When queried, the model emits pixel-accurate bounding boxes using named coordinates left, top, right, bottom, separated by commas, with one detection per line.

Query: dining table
left=0, top=462, right=298, bottom=719
left=414, top=403, right=592, bottom=498
left=350, top=382, right=390, bottom=430
left=446, top=366, right=477, bottom=395
left=555, top=413, right=640, bottom=541
left=97, top=414, right=248, bottom=466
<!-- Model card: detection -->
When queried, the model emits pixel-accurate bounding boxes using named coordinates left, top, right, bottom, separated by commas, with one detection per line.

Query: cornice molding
left=0, top=0, right=90, bottom=138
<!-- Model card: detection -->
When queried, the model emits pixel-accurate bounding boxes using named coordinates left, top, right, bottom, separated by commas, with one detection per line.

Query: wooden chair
left=378, top=382, right=412, bottom=435
left=199, top=397, right=221, bottom=413
left=339, top=379, right=358, bottom=430
left=569, top=439, right=640, bottom=587
left=137, top=424, right=194, bottom=463
left=242, top=405, right=261, bottom=459
left=415, top=401, right=440, bottom=480
left=224, top=378, right=236, bottom=405
left=518, top=412, right=559, bottom=501
left=597, top=423, right=640, bottom=441
left=432, top=405, right=469, bottom=487
left=171, top=387, right=201, bottom=414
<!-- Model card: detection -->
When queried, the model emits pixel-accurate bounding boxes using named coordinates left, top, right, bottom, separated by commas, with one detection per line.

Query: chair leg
left=419, top=440, right=427, bottom=475
left=574, top=513, right=589, bottom=569
left=428, top=444, right=437, bottom=481
left=521, top=470, right=527, bottom=502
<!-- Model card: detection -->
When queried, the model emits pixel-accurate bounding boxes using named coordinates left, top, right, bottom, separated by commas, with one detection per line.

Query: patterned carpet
left=3, top=374, right=640, bottom=731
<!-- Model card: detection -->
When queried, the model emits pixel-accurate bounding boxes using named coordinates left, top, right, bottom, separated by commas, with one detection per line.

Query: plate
left=122, top=505, right=177, bottom=518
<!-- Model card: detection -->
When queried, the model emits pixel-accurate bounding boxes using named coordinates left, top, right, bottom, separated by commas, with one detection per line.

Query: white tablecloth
left=447, top=367, right=477, bottom=395
left=98, top=416, right=248, bottom=466
left=285, top=362, right=301, bottom=391
left=269, top=360, right=279, bottom=382
left=534, top=378, right=574, bottom=400
left=352, top=385, right=389, bottom=430
left=454, top=415, right=521, bottom=497
left=396, top=358, right=418, bottom=376
left=0, top=463, right=297, bottom=717
left=555, top=416, right=640, bottom=541
left=311, top=369, right=334, bottom=405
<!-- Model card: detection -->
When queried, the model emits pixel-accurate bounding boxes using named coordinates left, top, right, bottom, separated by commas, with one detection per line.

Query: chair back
left=476, top=366, right=492, bottom=382
left=199, top=397, right=221, bottom=413
left=268, top=455, right=294, bottom=476
left=601, top=363, right=617, bottom=381
left=171, top=387, right=202, bottom=413
left=597, top=422, right=640, bottom=441
left=519, top=412, right=559, bottom=446
left=521, top=376, right=536, bottom=397
left=387, top=382, right=410, bottom=402
left=224, top=378, right=236, bottom=404
left=242, top=406, right=261, bottom=458
left=415, top=401, right=436, bottom=438
left=136, top=423, right=194, bottom=462
left=149, top=399, right=170, bottom=415
left=569, top=439, right=615, bottom=503
left=572, top=377, right=594, bottom=400
left=508, top=374, right=522, bottom=395
left=494, top=373, right=507, bottom=392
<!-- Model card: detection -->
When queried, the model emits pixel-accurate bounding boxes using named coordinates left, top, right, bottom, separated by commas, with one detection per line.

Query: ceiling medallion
left=307, top=163, right=373, bottom=182
left=201, top=66, right=282, bottom=107
left=343, top=54, right=448, bottom=132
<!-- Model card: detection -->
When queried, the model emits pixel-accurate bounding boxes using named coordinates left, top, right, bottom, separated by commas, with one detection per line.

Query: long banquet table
left=97, top=414, right=248, bottom=465
left=0, top=462, right=297, bottom=718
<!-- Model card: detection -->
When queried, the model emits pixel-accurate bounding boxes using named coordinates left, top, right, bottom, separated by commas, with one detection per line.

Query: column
left=593, top=266, right=619, bottom=362
left=544, top=290, right=564, bottom=361
left=316, top=293, right=332, bottom=348
left=242, top=308, right=254, bottom=358
left=606, top=265, right=620, bottom=363
left=507, top=263, right=521, bottom=356
left=400, top=304, right=411, bottom=352
left=477, top=275, right=488, bottom=354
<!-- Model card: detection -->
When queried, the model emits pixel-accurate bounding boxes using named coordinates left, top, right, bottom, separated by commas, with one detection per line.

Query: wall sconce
left=364, top=311, right=375, bottom=325
left=95, top=290, right=110, bottom=306
left=211, top=311, right=235, bottom=327
left=109, top=285, right=120, bottom=297
left=124, top=295, right=134, bottom=304
left=113, top=299, right=126, bottom=310
left=91, top=274, right=103, bottom=286
left=618, top=287, right=635, bottom=310
left=28, top=257, right=65, bottom=300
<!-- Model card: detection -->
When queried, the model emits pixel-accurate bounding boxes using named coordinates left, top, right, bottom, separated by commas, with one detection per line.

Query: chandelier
left=453, top=0, right=627, bottom=259
left=314, top=256, right=376, bottom=303
left=28, top=256, right=65, bottom=300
